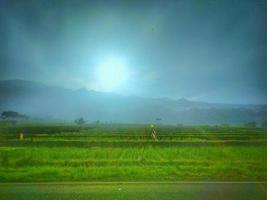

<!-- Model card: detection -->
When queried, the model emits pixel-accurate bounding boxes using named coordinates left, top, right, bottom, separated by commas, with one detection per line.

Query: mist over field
left=0, top=0, right=266, bottom=124
left=0, top=80, right=266, bottom=125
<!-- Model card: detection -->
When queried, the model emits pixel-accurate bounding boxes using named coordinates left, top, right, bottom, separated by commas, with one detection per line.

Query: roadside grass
left=0, top=146, right=266, bottom=182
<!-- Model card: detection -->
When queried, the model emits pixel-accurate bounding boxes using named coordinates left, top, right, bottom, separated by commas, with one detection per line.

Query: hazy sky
left=0, top=0, right=266, bottom=104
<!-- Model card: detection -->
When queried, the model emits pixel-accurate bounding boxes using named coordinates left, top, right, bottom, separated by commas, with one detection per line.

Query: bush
left=262, top=120, right=267, bottom=129
left=74, top=117, right=86, bottom=125
left=244, top=121, right=257, bottom=128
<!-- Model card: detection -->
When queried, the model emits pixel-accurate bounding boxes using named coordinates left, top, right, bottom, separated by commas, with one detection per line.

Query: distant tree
left=220, top=123, right=229, bottom=128
left=262, top=120, right=267, bottom=129
left=1, top=111, right=28, bottom=123
left=200, top=125, right=211, bottom=129
left=244, top=121, right=257, bottom=128
left=155, top=118, right=162, bottom=124
left=2, top=111, right=22, bottom=119
left=74, top=117, right=86, bottom=125
left=177, top=123, right=184, bottom=128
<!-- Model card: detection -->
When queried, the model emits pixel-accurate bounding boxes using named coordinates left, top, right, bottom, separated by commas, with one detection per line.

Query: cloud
left=0, top=0, right=266, bottom=104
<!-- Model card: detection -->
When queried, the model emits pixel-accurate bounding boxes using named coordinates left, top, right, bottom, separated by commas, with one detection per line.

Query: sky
left=0, top=0, right=266, bottom=104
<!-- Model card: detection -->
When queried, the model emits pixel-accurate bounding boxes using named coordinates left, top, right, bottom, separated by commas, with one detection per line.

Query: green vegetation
left=262, top=120, right=267, bottom=128
left=0, top=124, right=266, bottom=182
left=0, top=146, right=267, bottom=182
left=74, top=117, right=86, bottom=125
left=244, top=121, right=257, bottom=128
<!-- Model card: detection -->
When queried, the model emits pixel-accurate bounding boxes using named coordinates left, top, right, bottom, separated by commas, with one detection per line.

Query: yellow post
left=19, top=132, right=24, bottom=141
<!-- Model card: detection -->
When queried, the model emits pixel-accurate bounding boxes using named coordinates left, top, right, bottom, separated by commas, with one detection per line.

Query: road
left=0, top=182, right=267, bottom=200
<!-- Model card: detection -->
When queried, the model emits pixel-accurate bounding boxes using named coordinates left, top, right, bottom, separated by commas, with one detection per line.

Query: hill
left=0, top=80, right=266, bottom=124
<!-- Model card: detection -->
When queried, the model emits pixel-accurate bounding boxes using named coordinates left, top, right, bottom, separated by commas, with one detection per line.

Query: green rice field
left=0, top=124, right=266, bottom=182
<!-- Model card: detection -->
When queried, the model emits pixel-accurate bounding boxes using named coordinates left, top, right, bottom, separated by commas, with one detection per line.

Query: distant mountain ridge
left=0, top=80, right=266, bottom=125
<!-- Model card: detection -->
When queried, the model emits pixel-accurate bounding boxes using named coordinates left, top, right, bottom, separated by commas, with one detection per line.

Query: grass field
left=0, top=124, right=266, bottom=182
left=0, top=146, right=267, bottom=182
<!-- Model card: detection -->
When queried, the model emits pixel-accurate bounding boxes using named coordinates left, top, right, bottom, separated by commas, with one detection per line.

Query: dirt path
left=0, top=182, right=267, bottom=200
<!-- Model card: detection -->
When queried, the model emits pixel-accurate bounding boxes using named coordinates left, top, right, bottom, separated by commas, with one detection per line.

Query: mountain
left=0, top=80, right=266, bottom=125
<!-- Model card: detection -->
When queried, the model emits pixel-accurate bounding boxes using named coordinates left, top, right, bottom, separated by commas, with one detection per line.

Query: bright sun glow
left=95, top=56, right=129, bottom=92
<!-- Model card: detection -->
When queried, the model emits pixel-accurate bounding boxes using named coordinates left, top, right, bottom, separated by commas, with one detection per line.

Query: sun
left=95, top=56, right=129, bottom=92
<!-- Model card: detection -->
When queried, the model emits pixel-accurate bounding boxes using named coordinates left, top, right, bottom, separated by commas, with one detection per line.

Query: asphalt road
left=0, top=182, right=267, bottom=200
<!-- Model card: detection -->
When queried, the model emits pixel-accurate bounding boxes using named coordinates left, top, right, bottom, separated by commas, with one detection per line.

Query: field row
left=1, top=140, right=267, bottom=147
left=1, top=125, right=266, bottom=135
left=0, top=146, right=267, bottom=181
left=1, top=133, right=267, bottom=140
